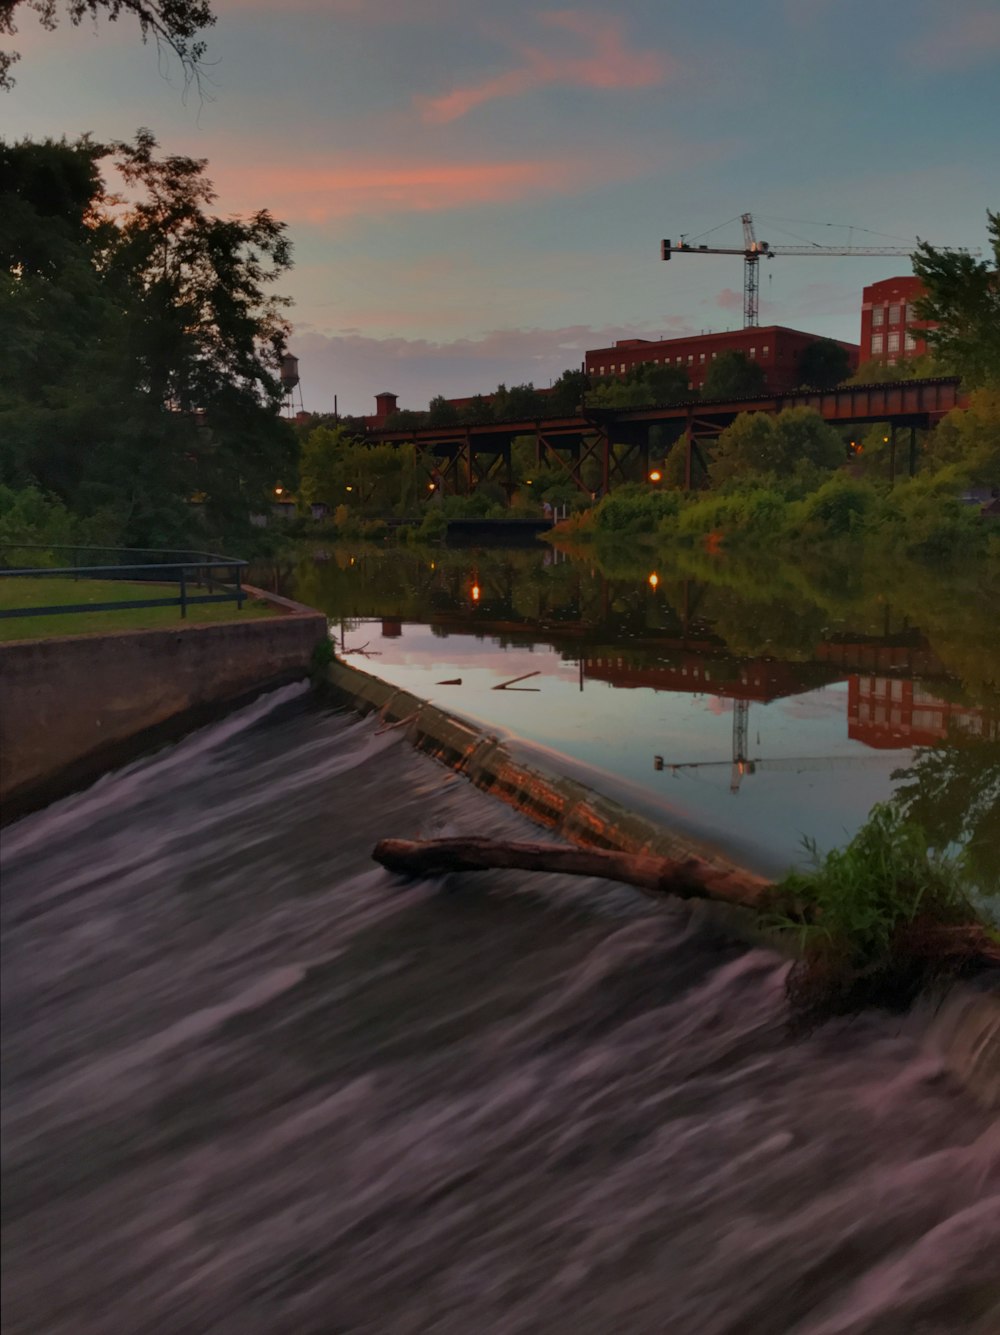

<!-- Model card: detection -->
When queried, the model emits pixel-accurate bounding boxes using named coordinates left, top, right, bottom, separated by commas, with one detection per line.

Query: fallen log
left=371, top=836, right=1000, bottom=966
left=371, top=836, right=770, bottom=908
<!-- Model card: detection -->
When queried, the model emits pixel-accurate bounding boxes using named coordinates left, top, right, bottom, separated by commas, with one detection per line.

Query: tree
left=1, top=132, right=297, bottom=545
left=427, top=395, right=459, bottom=427
left=546, top=367, right=588, bottom=417
left=492, top=382, right=543, bottom=420
left=796, top=339, right=851, bottom=390
left=2, top=0, right=215, bottom=90
left=710, top=407, right=845, bottom=486
left=701, top=350, right=766, bottom=400
left=912, top=212, right=1000, bottom=390
left=458, top=394, right=493, bottom=425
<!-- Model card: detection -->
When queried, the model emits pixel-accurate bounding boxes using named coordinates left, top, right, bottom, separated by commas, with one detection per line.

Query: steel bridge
left=366, top=376, right=966, bottom=497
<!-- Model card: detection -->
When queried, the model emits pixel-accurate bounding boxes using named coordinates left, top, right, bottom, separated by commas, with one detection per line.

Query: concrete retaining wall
left=1, top=608, right=327, bottom=818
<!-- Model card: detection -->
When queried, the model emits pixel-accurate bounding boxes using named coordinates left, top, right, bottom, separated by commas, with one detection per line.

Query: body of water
left=258, top=543, right=1000, bottom=880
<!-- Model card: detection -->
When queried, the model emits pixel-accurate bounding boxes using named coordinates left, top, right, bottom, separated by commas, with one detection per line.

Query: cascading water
left=2, top=688, right=998, bottom=1334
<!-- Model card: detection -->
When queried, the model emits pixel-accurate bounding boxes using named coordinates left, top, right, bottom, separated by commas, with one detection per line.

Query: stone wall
left=1, top=610, right=327, bottom=817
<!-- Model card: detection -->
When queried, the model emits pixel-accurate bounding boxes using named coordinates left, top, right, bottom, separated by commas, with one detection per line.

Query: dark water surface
left=3, top=688, right=998, bottom=1333
left=261, top=543, right=1000, bottom=880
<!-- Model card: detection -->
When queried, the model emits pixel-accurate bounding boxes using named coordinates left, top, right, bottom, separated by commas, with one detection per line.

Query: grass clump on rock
left=770, top=803, right=997, bottom=1024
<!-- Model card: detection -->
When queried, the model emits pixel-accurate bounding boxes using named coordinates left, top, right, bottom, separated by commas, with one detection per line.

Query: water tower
left=280, top=352, right=304, bottom=416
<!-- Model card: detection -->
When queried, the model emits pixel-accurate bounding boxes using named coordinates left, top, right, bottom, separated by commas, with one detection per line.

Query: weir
left=3, top=684, right=998, bottom=1333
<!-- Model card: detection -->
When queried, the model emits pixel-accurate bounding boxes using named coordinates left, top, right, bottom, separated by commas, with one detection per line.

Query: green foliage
left=427, top=395, right=459, bottom=427
left=586, top=360, right=689, bottom=410
left=1, top=132, right=296, bottom=549
left=789, top=474, right=878, bottom=537
left=846, top=355, right=941, bottom=385
left=892, top=739, right=1000, bottom=901
left=588, top=482, right=682, bottom=534
left=770, top=804, right=986, bottom=1019
left=921, top=388, right=1000, bottom=489
left=710, top=408, right=844, bottom=486
left=701, top=350, right=766, bottom=400
left=0, top=482, right=123, bottom=554
left=796, top=338, right=851, bottom=389
left=913, top=211, right=1000, bottom=389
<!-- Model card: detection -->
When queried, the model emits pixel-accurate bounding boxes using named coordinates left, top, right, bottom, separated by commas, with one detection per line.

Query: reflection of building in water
left=381, top=618, right=403, bottom=638
left=848, top=676, right=999, bottom=748
left=583, top=654, right=839, bottom=703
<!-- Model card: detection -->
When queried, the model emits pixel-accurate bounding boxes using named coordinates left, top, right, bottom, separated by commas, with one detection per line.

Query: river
left=257, top=541, right=1000, bottom=884
left=3, top=683, right=998, bottom=1333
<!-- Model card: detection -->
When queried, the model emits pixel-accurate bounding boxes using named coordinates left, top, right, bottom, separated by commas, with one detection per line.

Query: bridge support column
left=909, top=425, right=917, bottom=477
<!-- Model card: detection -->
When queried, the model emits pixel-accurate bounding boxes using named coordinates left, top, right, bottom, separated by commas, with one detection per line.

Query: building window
left=872, top=306, right=885, bottom=327
left=887, top=357, right=897, bottom=366
left=888, top=303, right=901, bottom=324
left=599, top=365, right=604, bottom=375
left=687, top=354, right=693, bottom=364
left=712, top=351, right=718, bottom=360
left=749, top=346, right=756, bottom=359
left=904, top=331, right=917, bottom=352
left=871, top=333, right=884, bottom=355
left=761, top=345, right=769, bottom=358
left=699, top=352, right=706, bottom=362
left=888, top=331, right=900, bottom=353
left=676, top=356, right=683, bottom=365
left=620, top=362, right=626, bottom=373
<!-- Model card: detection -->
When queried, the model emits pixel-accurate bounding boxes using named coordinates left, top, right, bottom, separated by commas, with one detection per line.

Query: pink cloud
left=420, top=10, right=671, bottom=123
left=903, top=8, right=1000, bottom=70
left=713, top=288, right=743, bottom=311
left=210, top=148, right=649, bottom=222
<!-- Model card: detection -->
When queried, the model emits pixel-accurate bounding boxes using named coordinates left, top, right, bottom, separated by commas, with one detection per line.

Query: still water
left=3, top=688, right=998, bottom=1333
left=261, top=543, right=1000, bottom=881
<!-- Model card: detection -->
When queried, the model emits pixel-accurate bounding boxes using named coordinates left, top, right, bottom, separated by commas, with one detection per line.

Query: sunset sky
left=5, top=0, right=998, bottom=414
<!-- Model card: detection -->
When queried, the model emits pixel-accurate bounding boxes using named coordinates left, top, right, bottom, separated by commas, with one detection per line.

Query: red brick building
left=583, top=325, right=858, bottom=395
left=859, top=276, right=932, bottom=369
left=847, top=674, right=998, bottom=748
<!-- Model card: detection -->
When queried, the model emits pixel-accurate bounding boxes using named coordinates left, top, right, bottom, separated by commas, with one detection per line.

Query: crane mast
left=661, top=212, right=921, bottom=328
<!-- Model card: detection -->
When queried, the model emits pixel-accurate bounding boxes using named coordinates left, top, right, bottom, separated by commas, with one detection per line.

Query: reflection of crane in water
left=656, top=698, right=895, bottom=795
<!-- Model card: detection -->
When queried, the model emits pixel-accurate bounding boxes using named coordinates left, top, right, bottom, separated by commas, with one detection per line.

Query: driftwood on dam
left=371, top=837, right=770, bottom=908
left=371, top=837, right=1000, bottom=966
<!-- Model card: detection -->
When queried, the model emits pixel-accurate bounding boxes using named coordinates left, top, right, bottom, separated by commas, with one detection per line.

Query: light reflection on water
left=260, top=543, right=1000, bottom=879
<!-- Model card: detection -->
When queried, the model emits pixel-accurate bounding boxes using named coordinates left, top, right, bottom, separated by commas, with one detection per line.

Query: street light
left=649, top=469, right=662, bottom=483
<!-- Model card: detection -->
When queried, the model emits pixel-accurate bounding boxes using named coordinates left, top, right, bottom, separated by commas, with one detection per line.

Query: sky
left=4, top=0, right=999, bottom=415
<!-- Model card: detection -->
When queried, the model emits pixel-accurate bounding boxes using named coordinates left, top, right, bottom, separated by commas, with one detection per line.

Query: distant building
left=847, top=674, right=998, bottom=748
left=583, top=326, right=859, bottom=395
left=366, top=391, right=400, bottom=428
left=859, top=276, right=934, bottom=369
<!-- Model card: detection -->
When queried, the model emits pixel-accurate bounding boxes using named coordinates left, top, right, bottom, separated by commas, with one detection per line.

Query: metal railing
left=0, top=545, right=247, bottom=622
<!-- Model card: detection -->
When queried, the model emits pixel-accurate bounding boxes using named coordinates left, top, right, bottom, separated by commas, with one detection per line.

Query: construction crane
left=655, top=697, right=895, bottom=795
left=661, top=212, right=934, bottom=328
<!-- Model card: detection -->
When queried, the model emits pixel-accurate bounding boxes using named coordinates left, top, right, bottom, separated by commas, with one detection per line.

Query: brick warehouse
left=584, top=326, right=859, bottom=395
left=860, top=275, right=930, bottom=369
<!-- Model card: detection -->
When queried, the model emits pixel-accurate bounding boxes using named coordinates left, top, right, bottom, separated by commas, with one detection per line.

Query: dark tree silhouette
left=1, top=0, right=215, bottom=89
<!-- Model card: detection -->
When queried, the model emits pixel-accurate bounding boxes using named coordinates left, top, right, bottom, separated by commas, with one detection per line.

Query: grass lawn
left=0, top=576, right=275, bottom=641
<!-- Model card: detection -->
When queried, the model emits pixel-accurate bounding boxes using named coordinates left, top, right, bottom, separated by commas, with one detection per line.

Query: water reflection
left=257, top=544, right=1000, bottom=877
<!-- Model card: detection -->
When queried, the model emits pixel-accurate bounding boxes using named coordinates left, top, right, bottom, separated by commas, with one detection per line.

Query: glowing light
left=428, top=482, right=436, bottom=491
left=471, top=584, right=481, bottom=602
left=648, top=469, right=662, bottom=483
left=430, top=562, right=436, bottom=570
left=274, top=486, right=284, bottom=496
left=883, top=436, right=890, bottom=443
left=345, top=485, right=353, bottom=491
left=525, top=479, right=533, bottom=485
left=648, top=572, right=659, bottom=589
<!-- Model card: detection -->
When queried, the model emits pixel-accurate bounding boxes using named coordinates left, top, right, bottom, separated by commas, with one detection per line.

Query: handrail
left=0, top=550, right=248, bottom=622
